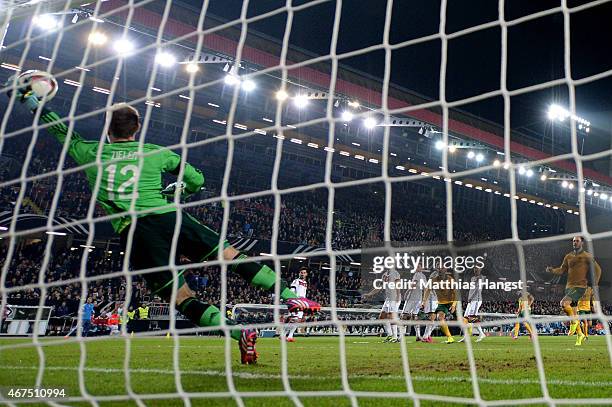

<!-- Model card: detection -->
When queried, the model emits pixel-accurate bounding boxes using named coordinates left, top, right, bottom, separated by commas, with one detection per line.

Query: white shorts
left=381, top=300, right=400, bottom=313
left=464, top=301, right=482, bottom=317
left=402, top=300, right=422, bottom=315
left=423, top=299, right=438, bottom=314
left=288, top=311, right=304, bottom=320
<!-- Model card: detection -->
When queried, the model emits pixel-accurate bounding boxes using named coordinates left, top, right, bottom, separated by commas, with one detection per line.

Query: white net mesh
left=0, top=0, right=611, bottom=405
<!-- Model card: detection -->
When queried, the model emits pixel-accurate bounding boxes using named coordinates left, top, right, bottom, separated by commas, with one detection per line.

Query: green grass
left=0, top=335, right=610, bottom=406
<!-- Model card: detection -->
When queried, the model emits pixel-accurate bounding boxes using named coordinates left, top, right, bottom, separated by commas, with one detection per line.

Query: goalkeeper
left=9, top=79, right=320, bottom=364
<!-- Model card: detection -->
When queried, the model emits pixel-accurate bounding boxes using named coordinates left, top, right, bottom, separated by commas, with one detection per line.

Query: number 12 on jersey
left=105, top=164, right=139, bottom=200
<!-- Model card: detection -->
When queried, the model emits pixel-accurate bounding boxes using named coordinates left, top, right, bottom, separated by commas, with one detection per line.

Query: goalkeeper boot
left=568, top=321, right=578, bottom=336
left=239, top=329, right=258, bottom=365
left=444, top=337, right=455, bottom=344
left=287, top=298, right=321, bottom=315
left=575, top=333, right=586, bottom=347
left=476, top=333, right=486, bottom=342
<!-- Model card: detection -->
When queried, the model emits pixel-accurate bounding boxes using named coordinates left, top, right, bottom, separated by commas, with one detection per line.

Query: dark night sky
left=200, top=0, right=612, bottom=147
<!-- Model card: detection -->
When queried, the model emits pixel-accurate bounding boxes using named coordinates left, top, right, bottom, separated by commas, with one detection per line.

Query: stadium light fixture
left=561, top=180, right=569, bottom=188
left=113, top=38, right=135, bottom=55
left=341, top=111, right=353, bottom=122
left=601, top=193, right=609, bottom=200
left=547, top=104, right=590, bottom=129
left=241, top=79, right=256, bottom=91
left=493, top=159, right=501, bottom=167
left=526, top=169, right=534, bottom=177
left=88, top=31, right=108, bottom=46
left=518, top=166, right=526, bottom=175
left=475, top=153, right=484, bottom=162
left=467, top=151, right=475, bottom=159
left=568, top=182, right=574, bottom=190
left=448, top=145, right=457, bottom=153
left=363, top=117, right=377, bottom=129
left=540, top=173, right=547, bottom=181
left=33, top=14, right=60, bottom=30
left=435, top=140, right=445, bottom=150
left=224, top=74, right=239, bottom=86
left=347, top=100, right=360, bottom=108
left=293, top=94, right=309, bottom=108
left=155, top=52, right=177, bottom=68
left=185, top=62, right=199, bottom=73
left=587, top=189, right=594, bottom=195
left=275, top=89, right=289, bottom=101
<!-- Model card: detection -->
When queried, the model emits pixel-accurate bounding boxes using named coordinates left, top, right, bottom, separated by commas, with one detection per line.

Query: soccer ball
left=15, top=70, right=58, bottom=101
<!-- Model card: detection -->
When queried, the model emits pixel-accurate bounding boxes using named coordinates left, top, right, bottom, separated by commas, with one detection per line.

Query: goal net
left=0, top=0, right=611, bottom=405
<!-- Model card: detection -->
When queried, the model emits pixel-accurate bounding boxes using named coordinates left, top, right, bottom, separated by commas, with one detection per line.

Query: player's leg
left=458, top=303, right=472, bottom=343
left=180, top=212, right=319, bottom=313
left=122, top=213, right=258, bottom=363
left=379, top=310, right=393, bottom=342
left=437, top=307, right=454, bottom=344
left=561, top=290, right=586, bottom=345
left=512, top=312, right=521, bottom=339
left=472, top=301, right=485, bottom=341
left=389, top=304, right=400, bottom=342
left=286, top=312, right=302, bottom=341
left=413, top=315, right=422, bottom=340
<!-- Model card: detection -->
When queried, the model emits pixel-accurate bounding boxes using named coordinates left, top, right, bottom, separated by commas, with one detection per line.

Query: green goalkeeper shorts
left=120, top=211, right=229, bottom=298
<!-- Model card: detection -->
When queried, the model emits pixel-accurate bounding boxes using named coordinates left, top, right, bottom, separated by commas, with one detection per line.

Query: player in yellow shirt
left=422, top=268, right=457, bottom=344
left=511, top=291, right=534, bottom=339
left=573, top=286, right=593, bottom=340
left=546, top=236, right=601, bottom=346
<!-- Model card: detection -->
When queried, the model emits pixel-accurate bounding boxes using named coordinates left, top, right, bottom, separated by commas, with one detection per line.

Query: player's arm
left=290, top=279, right=298, bottom=294
left=162, top=149, right=205, bottom=194
left=421, top=287, right=431, bottom=306
left=590, top=256, right=602, bottom=287
left=546, top=254, right=569, bottom=275
left=362, top=287, right=380, bottom=301
left=10, top=86, right=96, bottom=165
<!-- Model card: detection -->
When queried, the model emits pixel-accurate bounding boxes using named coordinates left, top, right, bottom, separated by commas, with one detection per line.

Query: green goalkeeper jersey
left=40, top=109, right=205, bottom=233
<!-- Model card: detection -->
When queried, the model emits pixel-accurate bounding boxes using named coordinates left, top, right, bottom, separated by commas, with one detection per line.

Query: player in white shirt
left=363, top=268, right=402, bottom=343
left=284, top=267, right=309, bottom=342
left=420, top=269, right=439, bottom=343
left=458, top=267, right=486, bottom=342
left=401, top=266, right=427, bottom=341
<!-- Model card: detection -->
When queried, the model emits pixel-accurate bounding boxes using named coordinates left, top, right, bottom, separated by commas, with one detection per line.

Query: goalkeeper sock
left=231, top=254, right=296, bottom=300
left=524, top=322, right=534, bottom=336
left=177, top=298, right=241, bottom=341
left=476, top=326, right=485, bottom=336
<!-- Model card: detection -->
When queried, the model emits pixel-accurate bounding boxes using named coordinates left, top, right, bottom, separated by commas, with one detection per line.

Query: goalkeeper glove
left=4, top=75, right=40, bottom=112
left=162, top=182, right=188, bottom=197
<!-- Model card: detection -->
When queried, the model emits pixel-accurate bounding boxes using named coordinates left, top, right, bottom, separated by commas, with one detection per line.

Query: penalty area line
left=5, top=365, right=612, bottom=388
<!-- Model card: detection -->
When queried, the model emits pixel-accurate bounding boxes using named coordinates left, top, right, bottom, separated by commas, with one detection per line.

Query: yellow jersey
left=551, top=250, right=601, bottom=289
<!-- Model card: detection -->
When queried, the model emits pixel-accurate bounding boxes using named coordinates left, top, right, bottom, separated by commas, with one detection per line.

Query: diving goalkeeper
left=8, top=79, right=320, bottom=364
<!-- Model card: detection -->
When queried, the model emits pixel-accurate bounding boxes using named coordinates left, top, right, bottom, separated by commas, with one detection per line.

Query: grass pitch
left=0, top=335, right=610, bottom=406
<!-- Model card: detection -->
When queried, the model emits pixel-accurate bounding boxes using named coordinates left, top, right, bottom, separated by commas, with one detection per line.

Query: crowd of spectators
left=1, top=132, right=608, bottom=334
